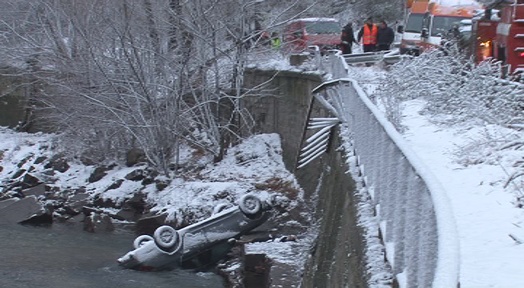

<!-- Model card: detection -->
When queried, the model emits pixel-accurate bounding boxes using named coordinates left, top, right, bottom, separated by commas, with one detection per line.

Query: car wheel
left=153, top=225, right=179, bottom=250
left=239, top=194, right=262, bottom=216
left=133, top=235, right=154, bottom=249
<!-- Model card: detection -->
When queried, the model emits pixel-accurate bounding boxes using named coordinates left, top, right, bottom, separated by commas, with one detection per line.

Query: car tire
left=133, top=235, right=154, bottom=249
left=153, top=225, right=179, bottom=251
left=239, top=194, right=262, bottom=217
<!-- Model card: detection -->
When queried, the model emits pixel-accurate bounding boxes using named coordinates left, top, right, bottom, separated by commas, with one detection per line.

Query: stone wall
left=0, top=73, right=28, bottom=129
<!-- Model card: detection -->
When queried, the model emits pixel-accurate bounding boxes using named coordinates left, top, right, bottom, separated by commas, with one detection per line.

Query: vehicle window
left=292, top=23, right=301, bottom=33
left=431, top=16, right=467, bottom=36
left=285, top=23, right=301, bottom=36
left=405, top=14, right=424, bottom=33
left=304, top=21, right=340, bottom=34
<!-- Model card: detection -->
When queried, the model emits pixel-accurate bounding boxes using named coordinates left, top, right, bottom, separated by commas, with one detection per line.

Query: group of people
left=265, top=16, right=394, bottom=54
left=341, top=17, right=394, bottom=54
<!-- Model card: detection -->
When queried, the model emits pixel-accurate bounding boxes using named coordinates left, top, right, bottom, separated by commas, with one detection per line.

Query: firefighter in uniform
left=357, top=17, right=378, bottom=53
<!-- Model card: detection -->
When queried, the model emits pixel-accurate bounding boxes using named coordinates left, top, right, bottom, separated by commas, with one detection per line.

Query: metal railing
left=315, top=54, right=460, bottom=288
left=343, top=50, right=391, bottom=65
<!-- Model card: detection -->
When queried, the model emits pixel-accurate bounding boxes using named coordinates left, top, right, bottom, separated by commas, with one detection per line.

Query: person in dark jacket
left=341, top=21, right=358, bottom=54
left=376, top=20, right=395, bottom=51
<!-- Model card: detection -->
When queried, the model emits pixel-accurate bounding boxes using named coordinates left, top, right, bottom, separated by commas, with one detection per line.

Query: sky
left=1, top=51, right=523, bottom=287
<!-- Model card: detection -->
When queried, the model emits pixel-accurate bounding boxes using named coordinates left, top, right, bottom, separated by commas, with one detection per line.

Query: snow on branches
left=375, top=47, right=524, bottom=200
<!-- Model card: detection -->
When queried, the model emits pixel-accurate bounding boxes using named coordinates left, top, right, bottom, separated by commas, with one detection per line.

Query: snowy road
left=401, top=99, right=524, bottom=287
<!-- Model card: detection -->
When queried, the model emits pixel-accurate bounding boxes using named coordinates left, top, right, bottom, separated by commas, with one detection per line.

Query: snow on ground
left=245, top=226, right=317, bottom=267
left=0, top=127, right=302, bottom=224
left=145, top=133, right=305, bottom=224
left=401, top=99, right=524, bottom=287
left=349, top=65, right=524, bottom=287
left=440, top=0, right=482, bottom=6
left=246, top=48, right=325, bottom=75
left=0, top=126, right=314, bottom=280
left=3, top=51, right=523, bottom=287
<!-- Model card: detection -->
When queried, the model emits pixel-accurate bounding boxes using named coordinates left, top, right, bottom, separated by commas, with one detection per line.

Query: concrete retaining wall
left=243, top=68, right=368, bottom=287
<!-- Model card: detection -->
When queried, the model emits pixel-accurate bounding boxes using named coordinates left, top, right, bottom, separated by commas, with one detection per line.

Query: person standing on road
left=357, top=17, right=378, bottom=53
left=271, top=31, right=281, bottom=50
left=341, top=21, right=358, bottom=54
left=376, top=20, right=395, bottom=51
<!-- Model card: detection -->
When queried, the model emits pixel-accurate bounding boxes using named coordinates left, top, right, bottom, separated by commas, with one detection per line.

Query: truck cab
left=399, top=0, right=482, bottom=55
left=471, top=0, right=524, bottom=75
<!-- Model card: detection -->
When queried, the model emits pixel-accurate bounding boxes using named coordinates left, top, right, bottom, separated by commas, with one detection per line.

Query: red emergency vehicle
left=399, top=0, right=481, bottom=55
left=471, top=0, right=524, bottom=75
left=282, top=18, right=342, bottom=54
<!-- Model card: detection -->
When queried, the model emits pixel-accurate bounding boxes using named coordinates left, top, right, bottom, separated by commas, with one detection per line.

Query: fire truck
left=398, top=0, right=482, bottom=55
left=471, top=0, right=524, bottom=75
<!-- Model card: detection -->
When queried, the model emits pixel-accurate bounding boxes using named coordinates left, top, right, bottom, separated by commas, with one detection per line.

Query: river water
left=0, top=223, right=225, bottom=288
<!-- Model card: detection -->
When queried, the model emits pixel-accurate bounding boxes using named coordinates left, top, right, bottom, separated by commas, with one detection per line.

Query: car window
left=431, top=16, right=467, bottom=36
left=405, top=13, right=424, bottom=33
left=285, top=23, right=302, bottom=37
left=304, top=21, right=340, bottom=34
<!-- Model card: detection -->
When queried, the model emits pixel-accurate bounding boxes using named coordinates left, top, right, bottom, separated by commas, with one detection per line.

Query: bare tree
left=0, top=0, right=308, bottom=175
left=375, top=47, right=524, bottom=194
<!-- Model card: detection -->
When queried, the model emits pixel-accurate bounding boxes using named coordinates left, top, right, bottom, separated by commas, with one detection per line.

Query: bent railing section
left=317, top=54, right=460, bottom=288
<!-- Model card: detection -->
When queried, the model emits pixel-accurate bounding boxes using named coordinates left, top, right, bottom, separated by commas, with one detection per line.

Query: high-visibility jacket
left=271, top=37, right=281, bottom=49
left=362, top=24, right=378, bottom=45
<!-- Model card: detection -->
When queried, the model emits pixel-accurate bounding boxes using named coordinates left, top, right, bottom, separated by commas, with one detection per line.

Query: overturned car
left=117, top=194, right=272, bottom=271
